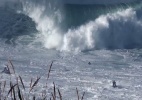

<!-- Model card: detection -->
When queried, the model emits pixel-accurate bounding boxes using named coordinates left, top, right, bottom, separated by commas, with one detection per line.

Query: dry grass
left=9, top=60, right=15, bottom=74
left=30, top=78, right=33, bottom=88
left=81, top=92, right=85, bottom=100
left=76, top=88, right=86, bottom=100
left=0, top=60, right=86, bottom=100
left=58, top=88, right=62, bottom=100
left=47, top=61, right=54, bottom=80
left=30, top=76, right=41, bottom=92
left=19, top=76, right=25, bottom=90
left=7, top=83, right=17, bottom=97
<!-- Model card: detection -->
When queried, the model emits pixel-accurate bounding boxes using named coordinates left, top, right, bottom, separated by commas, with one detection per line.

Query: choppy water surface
left=0, top=0, right=142, bottom=99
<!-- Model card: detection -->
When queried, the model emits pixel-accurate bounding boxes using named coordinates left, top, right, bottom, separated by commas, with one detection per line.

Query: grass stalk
left=33, top=95, right=36, bottom=100
left=19, top=76, right=25, bottom=90
left=3, top=81, right=6, bottom=93
left=12, top=84, right=16, bottom=100
left=7, top=83, right=17, bottom=97
left=17, top=85, right=23, bottom=100
left=53, top=82, right=56, bottom=100
left=30, top=76, right=41, bottom=92
left=76, top=88, right=79, bottom=100
left=47, top=61, right=53, bottom=80
left=81, top=92, right=85, bottom=100
left=9, top=60, right=15, bottom=74
left=58, top=88, right=62, bottom=100
left=30, top=78, right=33, bottom=88
left=51, top=92, right=55, bottom=100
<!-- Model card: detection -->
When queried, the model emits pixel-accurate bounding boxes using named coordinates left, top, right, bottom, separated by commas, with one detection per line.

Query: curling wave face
left=0, top=2, right=37, bottom=44
left=1, top=0, right=142, bottom=52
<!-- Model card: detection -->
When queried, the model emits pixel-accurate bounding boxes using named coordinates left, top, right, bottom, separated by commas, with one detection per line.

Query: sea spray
left=20, top=0, right=142, bottom=51
left=21, top=0, right=64, bottom=49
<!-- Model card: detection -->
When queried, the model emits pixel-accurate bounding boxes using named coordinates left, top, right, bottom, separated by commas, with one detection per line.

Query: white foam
left=22, top=0, right=64, bottom=49
left=21, top=0, right=142, bottom=52
left=61, top=8, right=141, bottom=51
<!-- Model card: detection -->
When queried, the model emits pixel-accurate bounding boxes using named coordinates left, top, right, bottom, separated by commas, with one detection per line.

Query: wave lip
left=1, top=0, right=142, bottom=52
left=20, top=0, right=142, bottom=52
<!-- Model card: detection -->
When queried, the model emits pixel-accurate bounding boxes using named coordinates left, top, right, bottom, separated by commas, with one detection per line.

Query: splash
left=21, top=0, right=64, bottom=49
left=62, top=8, right=142, bottom=51
left=20, top=0, right=142, bottom=52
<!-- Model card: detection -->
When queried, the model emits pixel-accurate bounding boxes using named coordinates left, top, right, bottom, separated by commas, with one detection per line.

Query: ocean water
left=0, top=0, right=142, bottom=99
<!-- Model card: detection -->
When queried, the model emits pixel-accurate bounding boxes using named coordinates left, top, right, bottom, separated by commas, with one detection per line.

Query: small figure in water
left=112, top=80, right=117, bottom=88
left=88, top=62, right=91, bottom=65
left=1, top=67, right=10, bottom=74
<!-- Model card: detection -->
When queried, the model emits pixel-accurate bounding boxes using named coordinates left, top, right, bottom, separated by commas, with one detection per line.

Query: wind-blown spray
left=20, top=0, right=142, bottom=51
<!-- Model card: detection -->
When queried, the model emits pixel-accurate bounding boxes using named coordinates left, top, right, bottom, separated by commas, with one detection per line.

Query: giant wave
left=0, top=0, right=142, bottom=52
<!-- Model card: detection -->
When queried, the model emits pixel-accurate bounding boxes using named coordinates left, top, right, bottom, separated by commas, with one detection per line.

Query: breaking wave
left=1, top=0, right=142, bottom=52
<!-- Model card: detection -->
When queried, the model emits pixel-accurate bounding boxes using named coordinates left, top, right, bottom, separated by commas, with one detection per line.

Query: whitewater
left=0, top=0, right=142, bottom=99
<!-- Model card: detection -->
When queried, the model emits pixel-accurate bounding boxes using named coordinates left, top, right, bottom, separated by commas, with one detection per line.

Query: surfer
left=112, top=80, right=117, bottom=88
left=88, top=62, right=91, bottom=65
left=1, top=67, right=10, bottom=74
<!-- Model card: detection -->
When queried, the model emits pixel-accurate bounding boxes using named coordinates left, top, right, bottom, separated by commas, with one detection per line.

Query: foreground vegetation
left=0, top=60, right=85, bottom=100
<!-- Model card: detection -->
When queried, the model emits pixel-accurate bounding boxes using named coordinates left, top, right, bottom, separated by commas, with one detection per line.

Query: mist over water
left=21, top=0, right=64, bottom=49
left=0, top=0, right=142, bottom=52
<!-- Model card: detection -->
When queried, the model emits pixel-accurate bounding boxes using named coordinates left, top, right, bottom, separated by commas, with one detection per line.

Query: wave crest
left=19, top=0, right=142, bottom=51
